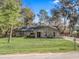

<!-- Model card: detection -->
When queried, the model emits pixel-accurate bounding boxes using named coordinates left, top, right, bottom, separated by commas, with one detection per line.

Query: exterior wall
left=32, top=27, right=59, bottom=38
left=24, top=32, right=30, bottom=36
left=15, top=26, right=60, bottom=38
left=15, top=32, right=24, bottom=37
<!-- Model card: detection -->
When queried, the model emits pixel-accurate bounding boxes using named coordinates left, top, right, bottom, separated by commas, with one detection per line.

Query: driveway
left=0, top=52, right=79, bottom=59
left=63, top=36, right=79, bottom=43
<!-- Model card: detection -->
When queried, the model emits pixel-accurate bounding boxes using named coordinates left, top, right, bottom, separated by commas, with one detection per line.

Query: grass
left=0, top=37, right=78, bottom=54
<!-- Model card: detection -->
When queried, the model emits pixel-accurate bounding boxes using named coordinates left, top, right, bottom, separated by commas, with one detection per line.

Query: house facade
left=14, top=25, right=60, bottom=38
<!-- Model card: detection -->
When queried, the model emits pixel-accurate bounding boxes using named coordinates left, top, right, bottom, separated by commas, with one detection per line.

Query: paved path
left=63, top=36, right=79, bottom=43
left=0, top=52, right=79, bottom=59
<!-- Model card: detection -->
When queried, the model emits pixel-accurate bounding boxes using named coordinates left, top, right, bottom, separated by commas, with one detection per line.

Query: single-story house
left=14, top=25, right=60, bottom=38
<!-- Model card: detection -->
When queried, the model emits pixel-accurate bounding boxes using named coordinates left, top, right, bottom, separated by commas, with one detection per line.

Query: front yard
left=0, top=38, right=79, bottom=54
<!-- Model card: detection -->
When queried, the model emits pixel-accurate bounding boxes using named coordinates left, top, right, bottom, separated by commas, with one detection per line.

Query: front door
left=37, top=32, right=41, bottom=38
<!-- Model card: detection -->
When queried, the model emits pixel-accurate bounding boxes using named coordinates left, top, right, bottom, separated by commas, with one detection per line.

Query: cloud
left=49, top=0, right=59, bottom=5
left=53, top=0, right=59, bottom=4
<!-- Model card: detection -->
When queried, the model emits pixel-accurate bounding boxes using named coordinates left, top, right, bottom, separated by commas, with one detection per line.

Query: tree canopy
left=21, top=8, right=35, bottom=26
left=0, top=0, right=21, bottom=42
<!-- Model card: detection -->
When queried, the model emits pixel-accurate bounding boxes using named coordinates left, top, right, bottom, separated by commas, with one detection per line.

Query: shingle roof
left=16, top=25, right=58, bottom=32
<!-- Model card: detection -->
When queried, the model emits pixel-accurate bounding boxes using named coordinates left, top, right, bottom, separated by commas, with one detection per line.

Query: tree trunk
left=69, top=27, right=73, bottom=37
left=8, top=25, right=13, bottom=43
left=63, top=17, right=66, bottom=35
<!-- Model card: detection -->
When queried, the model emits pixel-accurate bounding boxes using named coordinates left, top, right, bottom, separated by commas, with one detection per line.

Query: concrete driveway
left=0, top=52, right=79, bottom=59
left=63, top=36, right=79, bottom=43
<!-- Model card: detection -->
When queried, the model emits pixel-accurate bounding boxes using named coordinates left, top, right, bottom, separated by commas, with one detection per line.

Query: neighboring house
left=14, top=25, right=60, bottom=38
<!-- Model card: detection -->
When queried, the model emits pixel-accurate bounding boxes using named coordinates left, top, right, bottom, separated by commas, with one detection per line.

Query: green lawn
left=0, top=37, right=79, bottom=54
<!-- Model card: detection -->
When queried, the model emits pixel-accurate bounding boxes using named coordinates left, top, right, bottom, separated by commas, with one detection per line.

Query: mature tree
left=0, top=0, right=8, bottom=37
left=38, top=9, right=49, bottom=25
left=59, top=0, right=79, bottom=35
left=50, top=9, right=63, bottom=33
left=0, top=0, right=21, bottom=43
left=21, top=8, right=35, bottom=27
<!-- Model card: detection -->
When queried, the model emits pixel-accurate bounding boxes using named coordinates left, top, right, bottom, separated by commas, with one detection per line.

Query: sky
left=22, top=0, right=61, bottom=23
left=22, top=0, right=61, bottom=15
left=22, top=0, right=79, bottom=23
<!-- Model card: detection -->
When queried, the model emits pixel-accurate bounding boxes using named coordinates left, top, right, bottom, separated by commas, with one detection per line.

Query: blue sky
left=22, top=0, right=78, bottom=15
left=22, top=0, right=79, bottom=23
left=22, top=0, right=61, bottom=15
left=22, top=0, right=61, bottom=23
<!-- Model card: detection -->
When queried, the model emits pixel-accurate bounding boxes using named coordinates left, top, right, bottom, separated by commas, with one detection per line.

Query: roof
left=15, top=25, right=58, bottom=32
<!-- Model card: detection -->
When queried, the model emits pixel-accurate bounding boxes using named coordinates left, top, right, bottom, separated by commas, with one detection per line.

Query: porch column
left=35, top=32, right=37, bottom=38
